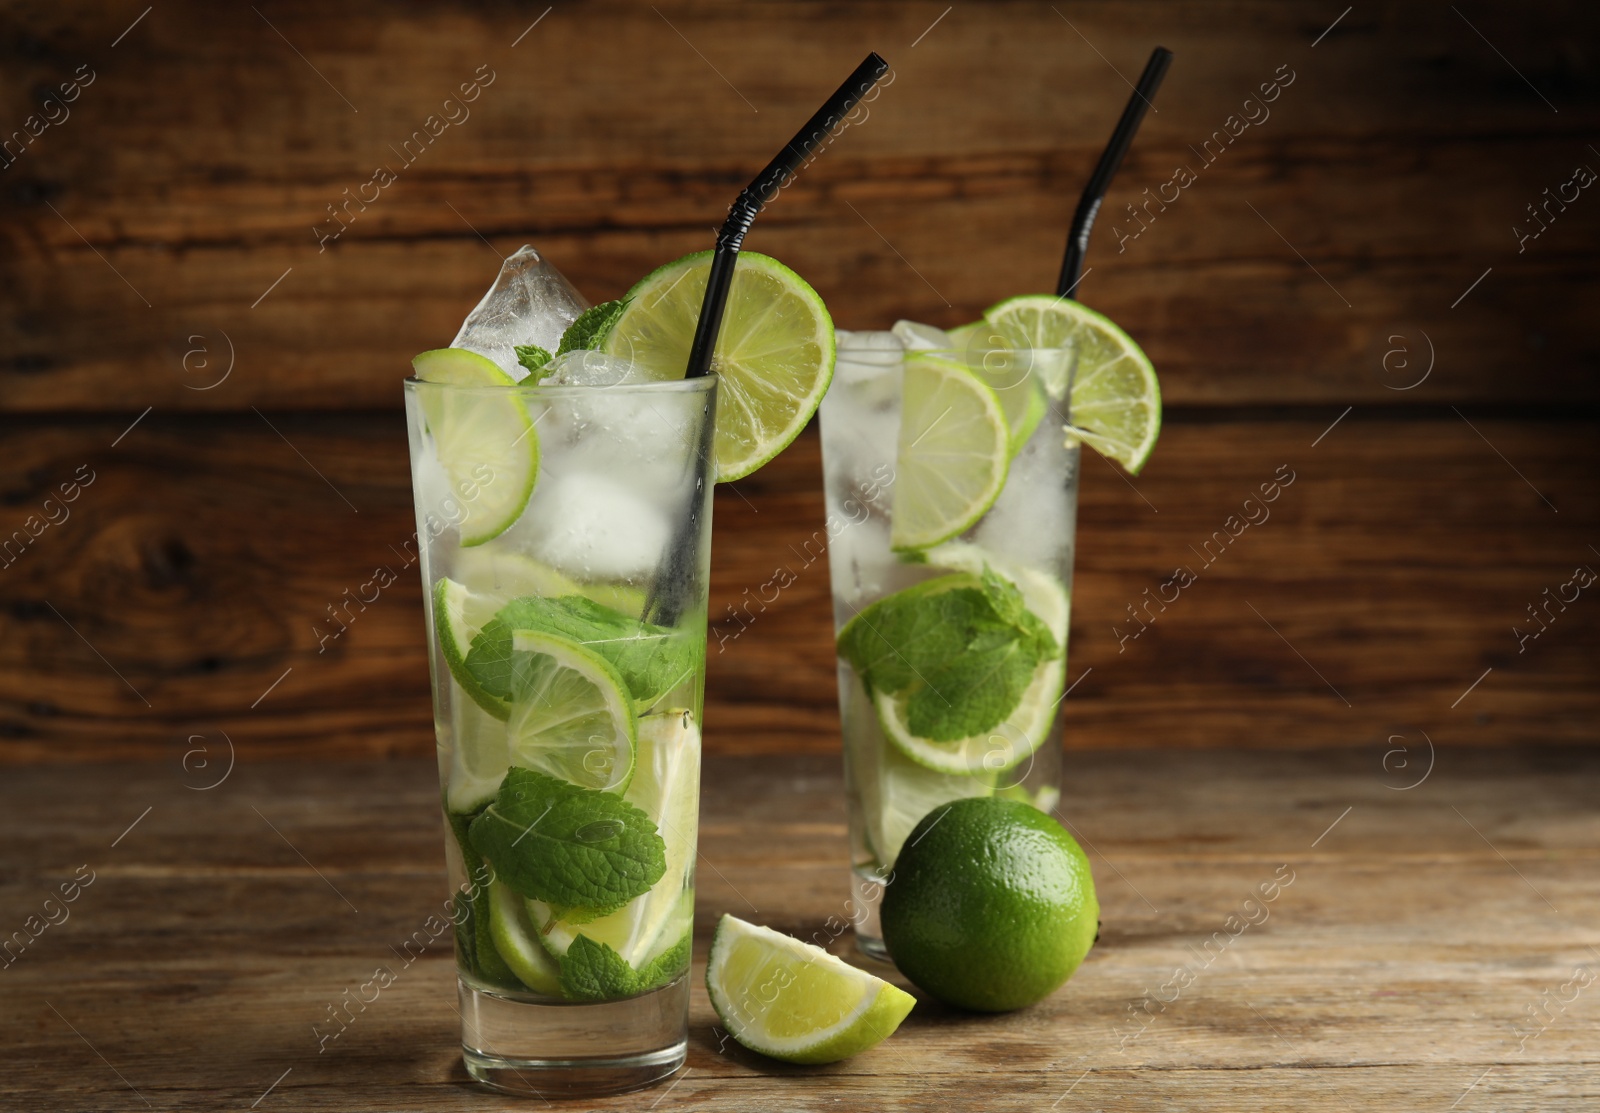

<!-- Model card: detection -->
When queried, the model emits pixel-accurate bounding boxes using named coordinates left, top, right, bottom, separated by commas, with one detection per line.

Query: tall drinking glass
left=818, top=330, right=1078, bottom=961
left=405, top=375, right=716, bottom=1096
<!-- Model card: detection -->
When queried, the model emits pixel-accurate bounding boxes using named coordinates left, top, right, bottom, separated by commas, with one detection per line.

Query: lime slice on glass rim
left=504, top=629, right=638, bottom=795
left=706, top=914, right=916, bottom=1064
left=888, top=354, right=1011, bottom=551
left=411, top=348, right=539, bottom=546
left=599, top=251, right=835, bottom=481
left=978, top=295, right=1162, bottom=474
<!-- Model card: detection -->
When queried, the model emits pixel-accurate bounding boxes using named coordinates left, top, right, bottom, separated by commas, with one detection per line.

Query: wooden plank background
left=2, top=0, right=1597, bottom=761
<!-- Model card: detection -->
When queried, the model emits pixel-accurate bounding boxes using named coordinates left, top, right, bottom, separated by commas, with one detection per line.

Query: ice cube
left=891, top=319, right=955, bottom=352
left=411, top=438, right=461, bottom=538
left=451, top=245, right=589, bottom=380
left=974, top=423, right=1076, bottom=572
left=833, top=330, right=903, bottom=386
left=821, top=332, right=902, bottom=495
left=521, top=470, right=673, bottom=582
left=544, top=350, right=655, bottom=387
left=529, top=371, right=703, bottom=508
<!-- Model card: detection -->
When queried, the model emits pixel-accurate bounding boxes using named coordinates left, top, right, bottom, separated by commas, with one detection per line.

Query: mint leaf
left=907, top=622, right=1038, bottom=740
left=468, top=768, right=665, bottom=914
left=557, top=925, right=691, bottom=1000
left=837, top=577, right=971, bottom=694
left=465, top=595, right=694, bottom=707
left=838, top=571, right=1055, bottom=741
left=557, top=299, right=628, bottom=356
left=559, top=935, right=637, bottom=1000
left=980, top=568, right=1059, bottom=659
left=515, top=344, right=554, bottom=378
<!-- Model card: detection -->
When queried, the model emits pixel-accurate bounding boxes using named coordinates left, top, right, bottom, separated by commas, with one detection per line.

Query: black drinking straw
left=1057, top=47, right=1173, bottom=297
left=684, top=52, right=891, bottom=378
left=644, top=52, right=891, bottom=626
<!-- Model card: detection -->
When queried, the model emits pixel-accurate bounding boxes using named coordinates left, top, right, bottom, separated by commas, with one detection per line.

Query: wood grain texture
left=0, top=748, right=1595, bottom=1111
left=0, top=1, right=1596, bottom=409
left=2, top=0, right=1596, bottom=764
left=1, top=413, right=1595, bottom=762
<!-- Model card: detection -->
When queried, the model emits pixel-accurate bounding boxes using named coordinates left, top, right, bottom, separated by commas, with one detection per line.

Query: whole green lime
left=880, top=796, right=1098, bottom=1012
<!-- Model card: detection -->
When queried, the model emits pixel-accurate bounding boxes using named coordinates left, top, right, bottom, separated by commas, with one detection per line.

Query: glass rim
left=403, top=373, right=719, bottom=397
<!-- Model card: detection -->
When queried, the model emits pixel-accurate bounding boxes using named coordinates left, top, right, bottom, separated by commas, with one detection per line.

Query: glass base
left=851, top=868, right=894, bottom=964
left=458, top=975, right=688, bottom=1098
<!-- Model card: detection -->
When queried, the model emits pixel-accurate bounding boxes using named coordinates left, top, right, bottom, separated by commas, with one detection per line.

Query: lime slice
left=600, top=251, right=835, bottom=481
left=488, top=879, right=562, bottom=995
left=945, top=321, right=1049, bottom=455
left=636, top=890, right=694, bottom=974
left=446, top=692, right=512, bottom=814
left=707, top=914, right=915, bottom=1064
left=980, top=295, right=1161, bottom=474
left=412, top=348, right=539, bottom=545
left=434, top=577, right=511, bottom=720
left=505, top=630, right=637, bottom=794
left=851, top=677, right=993, bottom=865
left=875, top=656, right=1063, bottom=776
left=889, top=354, right=1010, bottom=552
left=532, top=711, right=700, bottom=965
left=451, top=547, right=646, bottom=616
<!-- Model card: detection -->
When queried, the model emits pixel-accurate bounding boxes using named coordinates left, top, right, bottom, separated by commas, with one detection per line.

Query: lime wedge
left=706, top=914, right=915, bottom=1064
left=488, top=879, right=562, bottom=995
left=412, top=348, right=539, bottom=545
left=875, top=656, right=1063, bottom=776
left=532, top=711, right=700, bottom=966
left=434, top=577, right=511, bottom=721
left=980, top=295, right=1161, bottom=474
left=889, top=354, right=1010, bottom=552
left=600, top=251, right=835, bottom=481
left=505, top=630, right=637, bottom=794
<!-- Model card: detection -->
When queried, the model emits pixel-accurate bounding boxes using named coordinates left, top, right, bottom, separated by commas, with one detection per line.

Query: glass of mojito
left=406, top=245, right=835, bottom=1095
left=818, top=298, right=1159, bottom=961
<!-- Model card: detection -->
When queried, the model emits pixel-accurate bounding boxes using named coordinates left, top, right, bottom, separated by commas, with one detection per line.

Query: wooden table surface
left=2, top=747, right=1596, bottom=1111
